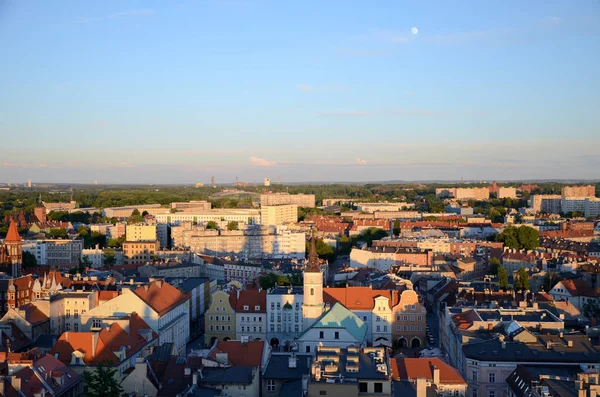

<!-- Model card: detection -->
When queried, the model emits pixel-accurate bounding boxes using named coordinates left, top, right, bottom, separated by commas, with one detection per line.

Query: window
left=74, top=323, right=79, bottom=331
left=384, top=326, right=387, bottom=332
left=376, top=316, right=381, bottom=322
left=374, top=383, right=383, bottom=393
left=396, top=315, right=401, bottom=321
left=418, top=326, right=422, bottom=331
left=311, top=288, right=314, bottom=296
left=319, top=331, right=324, bottom=339
left=403, top=315, right=408, bottom=321
left=412, top=304, right=416, bottom=310
left=397, top=326, right=401, bottom=331
left=488, top=390, right=495, bottom=397
left=319, top=391, right=326, bottom=396
left=359, top=383, right=368, bottom=393
left=227, top=325, right=231, bottom=331
left=92, top=319, right=101, bottom=328
left=209, top=325, right=213, bottom=331
left=267, top=379, right=275, bottom=392
left=472, top=371, right=478, bottom=381
left=306, top=345, right=310, bottom=353
left=334, top=331, right=339, bottom=339
left=241, top=326, right=245, bottom=332
left=411, top=315, right=415, bottom=321
left=411, top=325, right=415, bottom=331
left=404, top=326, right=408, bottom=331
left=243, top=305, right=249, bottom=311
left=66, top=310, right=71, bottom=319
left=472, top=388, right=478, bottom=397
left=489, top=373, right=495, bottom=383
left=66, top=323, right=71, bottom=331
left=418, top=315, right=422, bottom=321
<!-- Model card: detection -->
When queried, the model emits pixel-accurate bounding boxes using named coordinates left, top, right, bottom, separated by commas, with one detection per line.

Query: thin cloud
left=109, top=9, right=155, bottom=19
left=319, top=108, right=440, bottom=117
left=355, top=158, right=367, bottom=165
left=250, top=156, right=278, bottom=167
left=297, top=83, right=347, bottom=93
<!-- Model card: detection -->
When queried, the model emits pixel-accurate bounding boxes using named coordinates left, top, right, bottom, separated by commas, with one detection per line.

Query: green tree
left=498, top=267, right=509, bottom=291
left=583, top=299, right=600, bottom=319
left=496, top=225, right=539, bottom=250
left=103, top=249, right=116, bottom=269
left=542, top=272, right=560, bottom=292
left=514, top=267, right=530, bottom=291
left=83, top=362, right=124, bottom=397
left=259, top=273, right=279, bottom=290
left=227, top=221, right=238, bottom=231
left=170, top=208, right=178, bottom=213
left=206, top=221, right=218, bottom=230
left=78, top=225, right=90, bottom=237
left=488, top=257, right=500, bottom=275
left=48, top=228, right=68, bottom=239
left=357, top=227, right=388, bottom=247
left=22, top=251, right=38, bottom=268
left=107, top=235, right=125, bottom=248
left=305, top=238, right=336, bottom=262
left=392, top=219, right=401, bottom=236
left=81, top=256, right=93, bottom=269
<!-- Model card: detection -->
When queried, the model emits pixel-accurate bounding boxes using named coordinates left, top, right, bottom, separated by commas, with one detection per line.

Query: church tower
left=303, top=236, right=324, bottom=330
left=34, top=194, right=47, bottom=224
left=3, top=220, right=23, bottom=277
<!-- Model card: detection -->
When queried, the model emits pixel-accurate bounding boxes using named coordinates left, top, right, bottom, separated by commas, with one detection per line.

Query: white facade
left=266, top=287, right=304, bottom=348
left=155, top=209, right=261, bottom=225
left=82, top=248, right=104, bottom=268
left=302, top=269, right=324, bottom=330
left=236, top=311, right=267, bottom=342
left=81, top=286, right=190, bottom=353
left=371, top=296, right=392, bottom=345
left=298, top=327, right=361, bottom=354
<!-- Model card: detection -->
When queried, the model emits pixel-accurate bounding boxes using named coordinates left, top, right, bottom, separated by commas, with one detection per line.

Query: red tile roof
left=391, top=358, right=466, bottom=384
left=5, top=220, right=21, bottom=242
left=133, top=280, right=188, bottom=316
left=559, top=279, right=598, bottom=298
left=50, top=314, right=156, bottom=366
left=208, top=340, right=265, bottom=367
left=323, top=287, right=399, bottom=310
left=233, top=290, right=267, bottom=313
left=18, top=303, right=49, bottom=325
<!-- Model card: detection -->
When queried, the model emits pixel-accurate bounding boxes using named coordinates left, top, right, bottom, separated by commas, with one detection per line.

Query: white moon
left=411, top=27, right=419, bottom=35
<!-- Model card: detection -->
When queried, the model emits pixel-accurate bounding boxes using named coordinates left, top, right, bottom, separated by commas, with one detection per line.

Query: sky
left=0, top=0, right=599, bottom=184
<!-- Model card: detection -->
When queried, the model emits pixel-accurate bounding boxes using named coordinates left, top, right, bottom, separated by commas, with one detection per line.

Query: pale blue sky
left=1, top=0, right=599, bottom=184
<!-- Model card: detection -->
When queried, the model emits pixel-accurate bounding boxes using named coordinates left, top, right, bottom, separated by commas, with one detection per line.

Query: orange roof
left=134, top=280, right=188, bottom=316
left=50, top=315, right=156, bottom=366
left=233, top=290, right=267, bottom=313
left=323, top=286, right=399, bottom=311
left=98, top=290, right=119, bottom=303
left=209, top=340, right=265, bottom=367
left=452, top=310, right=479, bottom=330
left=5, top=220, right=21, bottom=242
left=13, top=275, right=35, bottom=290
left=559, top=279, right=597, bottom=297
left=391, top=358, right=466, bottom=384
left=18, top=303, right=49, bottom=325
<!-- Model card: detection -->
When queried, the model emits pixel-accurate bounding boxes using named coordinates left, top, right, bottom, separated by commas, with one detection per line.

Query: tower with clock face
left=303, top=236, right=324, bottom=330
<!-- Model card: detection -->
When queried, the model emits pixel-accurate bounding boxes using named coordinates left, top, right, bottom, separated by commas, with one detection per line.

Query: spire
left=307, top=234, right=320, bottom=272
left=5, top=220, right=21, bottom=242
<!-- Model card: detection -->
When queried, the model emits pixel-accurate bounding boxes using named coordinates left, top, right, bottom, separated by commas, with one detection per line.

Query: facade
left=436, top=188, right=490, bottom=200
left=102, top=204, right=162, bottom=218
left=262, top=353, right=313, bottom=397
left=187, top=227, right=305, bottom=259
left=155, top=208, right=261, bottom=225
left=530, top=195, right=562, bottom=214
left=392, top=357, right=467, bottom=397
left=350, top=247, right=433, bottom=270
left=234, top=289, right=267, bottom=341
left=23, top=239, right=83, bottom=267
left=122, top=240, right=159, bottom=264
left=204, top=290, right=237, bottom=345
left=498, top=187, right=517, bottom=199
left=81, top=280, right=190, bottom=353
left=549, top=279, right=599, bottom=311
left=561, top=185, right=595, bottom=197
left=81, top=247, right=104, bottom=268
left=48, top=290, right=99, bottom=335
left=391, top=289, right=426, bottom=348
left=261, top=204, right=298, bottom=226
left=170, top=200, right=212, bottom=211
left=224, top=262, right=263, bottom=284
left=260, top=193, right=316, bottom=208
left=126, top=223, right=157, bottom=241
left=266, top=286, right=304, bottom=349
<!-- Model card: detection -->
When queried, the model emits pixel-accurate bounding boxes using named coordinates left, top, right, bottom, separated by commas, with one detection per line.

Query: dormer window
left=244, top=305, right=249, bottom=311
left=254, top=305, right=260, bottom=311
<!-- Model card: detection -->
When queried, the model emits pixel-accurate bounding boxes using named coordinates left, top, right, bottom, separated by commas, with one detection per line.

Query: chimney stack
left=416, top=377, right=427, bottom=397
left=432, top=366, right=440, bottom=385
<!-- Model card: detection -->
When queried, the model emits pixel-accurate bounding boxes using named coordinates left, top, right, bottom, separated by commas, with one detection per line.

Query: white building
left=234, top=289, right=267, bottom=342
left=155, top=209, right=261, bottom=225
left=266, top=286, right=304, bottom=349
left=81, top=280, right=190, bottom=353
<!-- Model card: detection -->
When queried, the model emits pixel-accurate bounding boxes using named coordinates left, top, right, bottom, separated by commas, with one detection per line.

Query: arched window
left=310, top=288, right=314, bottom=296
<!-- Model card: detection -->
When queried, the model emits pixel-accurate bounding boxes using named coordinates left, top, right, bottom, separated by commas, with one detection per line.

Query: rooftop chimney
left=432, top=366, right=440, bottom=385
left=416, top=377, right=427, bottom=397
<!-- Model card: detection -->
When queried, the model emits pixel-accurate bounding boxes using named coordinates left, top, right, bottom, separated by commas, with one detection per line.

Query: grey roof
left=263, top=354, right=312, bottom=380
left=199, top=366, right=254, bottom=385
left=165, top=277, right=209, bottom=293
left=188, top=386, right=222, bottom=397
left=312, top=347, right=389, bottom=382
left=543, top=379, right=577, bottom=397
left=270, top=286, right=303, bottom=295
left=32, top=334, right=58, bottom=349
left=463, top=334, right=600, bottom=363
left=506, top=364, right=582, bottom=397
left=149, top=343, right=177, bottom=362
left=278, top=379, right=304, bottom=397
